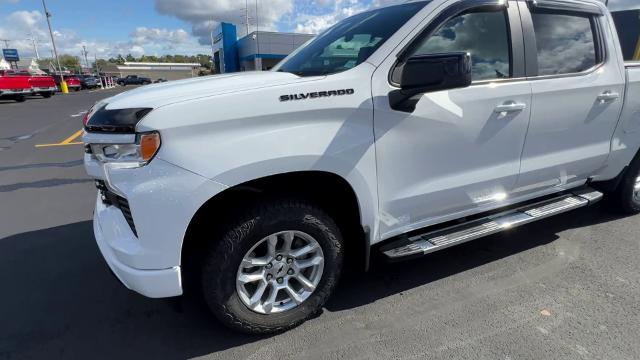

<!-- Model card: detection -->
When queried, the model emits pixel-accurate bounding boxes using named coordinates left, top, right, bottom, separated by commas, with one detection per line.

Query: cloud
left=154, top=0, right=294, bottom=43
left=292, top=0, right=405, bottom=34
left=153, top=0, right=405, bottom=43
left=0, top=10, right=205, bottom=61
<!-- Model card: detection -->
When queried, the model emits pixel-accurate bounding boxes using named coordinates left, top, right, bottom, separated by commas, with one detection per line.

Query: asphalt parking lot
left=1, top=89, right=639, bottom=360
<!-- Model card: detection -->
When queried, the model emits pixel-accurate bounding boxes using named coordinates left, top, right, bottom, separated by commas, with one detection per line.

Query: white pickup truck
left=84, top=0, right=640, bottom=333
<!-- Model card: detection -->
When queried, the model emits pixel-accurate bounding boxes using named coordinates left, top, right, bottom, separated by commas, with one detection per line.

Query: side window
left=612, top=10, right=640, bottom=62
left=531, top=12, right=598, bottom=75
left=413, top=9, right=512, bottom=81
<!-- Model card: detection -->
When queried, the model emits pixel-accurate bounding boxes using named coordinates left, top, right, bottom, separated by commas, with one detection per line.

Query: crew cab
left=83, top=0, right=640, bottom=334
left=117, top=75, right=152, bottom=86
left=0, top=70, right=32, bottom=102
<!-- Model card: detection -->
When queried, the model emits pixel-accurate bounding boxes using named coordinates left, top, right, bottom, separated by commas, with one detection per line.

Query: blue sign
left=2, top=49, right=19, bottom=62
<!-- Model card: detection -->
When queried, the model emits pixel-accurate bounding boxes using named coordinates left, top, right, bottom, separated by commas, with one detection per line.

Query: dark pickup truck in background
left=118, top=75, right=152, bottom=86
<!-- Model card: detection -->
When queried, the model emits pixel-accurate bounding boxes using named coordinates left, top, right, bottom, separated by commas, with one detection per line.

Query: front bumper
left=94, top=198, right=183, bottom=298
left=32, top=86, right=57, bottom=93
left=0, top=88, right=31, bottom=96
left=85, top=147, right=228, bottom=298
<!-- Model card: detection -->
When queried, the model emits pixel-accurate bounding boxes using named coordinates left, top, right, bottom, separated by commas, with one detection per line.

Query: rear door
left=514, top=1, right=626, bottom=196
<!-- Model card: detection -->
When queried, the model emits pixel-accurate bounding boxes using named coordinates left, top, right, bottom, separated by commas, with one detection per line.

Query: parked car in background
left=53, top=75, right=81, bottom=92
left=29, top=75, right=57, bottom=98
left=118, top=75, right=152, bottom=86
left=79, top=75, right=101, bottom=90
left=0, top=70, right=32, bottom=102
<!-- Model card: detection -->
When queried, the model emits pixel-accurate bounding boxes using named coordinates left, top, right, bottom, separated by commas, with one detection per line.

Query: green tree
left=56, top=54, right=81, bottom=72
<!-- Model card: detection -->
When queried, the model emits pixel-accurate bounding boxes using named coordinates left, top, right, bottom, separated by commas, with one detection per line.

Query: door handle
left=494, top=102, right=527, bottom=113
left=597, top=91, right=620, bottom=102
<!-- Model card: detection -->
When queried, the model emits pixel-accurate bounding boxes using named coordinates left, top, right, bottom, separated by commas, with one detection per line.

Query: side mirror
left=389, top=52, right=472, bottom=112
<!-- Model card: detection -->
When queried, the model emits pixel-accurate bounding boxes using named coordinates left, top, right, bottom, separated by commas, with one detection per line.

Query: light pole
left=41, top=0, right=67, bottom=93
left=255, top=0, right=261, bottom=70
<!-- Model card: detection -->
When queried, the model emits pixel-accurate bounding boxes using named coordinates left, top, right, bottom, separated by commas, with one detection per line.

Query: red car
left=29, top=75, right=57, bottom=98
left=53, top=75, right=81, bottom=92
left=0, top=70, right=32, bottom=102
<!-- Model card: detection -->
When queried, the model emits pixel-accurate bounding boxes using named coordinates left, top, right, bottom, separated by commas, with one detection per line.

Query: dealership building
left=212, top=23, right=314, bottom=74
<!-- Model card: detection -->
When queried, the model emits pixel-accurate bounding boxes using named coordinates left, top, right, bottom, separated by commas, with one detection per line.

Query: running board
left=381, top=188, right=603, bottom=260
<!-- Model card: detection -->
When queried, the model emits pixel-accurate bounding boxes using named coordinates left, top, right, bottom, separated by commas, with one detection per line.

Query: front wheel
left=201, top=200, right=344, bottom=334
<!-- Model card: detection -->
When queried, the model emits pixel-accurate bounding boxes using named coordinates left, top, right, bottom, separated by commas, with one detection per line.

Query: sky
left=0, top=0, right=401, bottom=61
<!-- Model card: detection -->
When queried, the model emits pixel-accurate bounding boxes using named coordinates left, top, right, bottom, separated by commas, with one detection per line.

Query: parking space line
left=36, top=129, right=84, bottom=148
left=61, top=130, right=84, bottom=144
left=35, top=142, right=84, bottom=148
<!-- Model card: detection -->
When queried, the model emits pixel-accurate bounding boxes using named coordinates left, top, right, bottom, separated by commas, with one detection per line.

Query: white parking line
left=71, top=111, right=88, bottom=118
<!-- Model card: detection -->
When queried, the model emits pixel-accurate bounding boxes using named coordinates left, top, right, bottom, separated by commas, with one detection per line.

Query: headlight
left=91, top=132, right=161, bottom=166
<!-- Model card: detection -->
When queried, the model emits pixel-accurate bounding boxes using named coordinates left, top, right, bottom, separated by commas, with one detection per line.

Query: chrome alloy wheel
left=634, top=175, right=640, bottom=203
left=236, top=231, right=325, bottom=314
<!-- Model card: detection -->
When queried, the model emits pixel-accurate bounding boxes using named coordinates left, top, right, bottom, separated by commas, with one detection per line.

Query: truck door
left=514, top=1, right=626, bottom=196
left=372, top=0, right=532, bottom=239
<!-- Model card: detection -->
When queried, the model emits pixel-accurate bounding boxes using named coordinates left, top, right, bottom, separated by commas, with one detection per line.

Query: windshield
left=274, top=1, right=430, bottom=77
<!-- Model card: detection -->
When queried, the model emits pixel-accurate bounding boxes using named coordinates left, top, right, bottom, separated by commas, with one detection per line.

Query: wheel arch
left=181, top=171, right=370, bottom=291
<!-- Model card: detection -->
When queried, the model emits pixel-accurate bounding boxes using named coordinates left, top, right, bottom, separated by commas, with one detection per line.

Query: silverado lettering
left=279, top=89, right=355, bottom=102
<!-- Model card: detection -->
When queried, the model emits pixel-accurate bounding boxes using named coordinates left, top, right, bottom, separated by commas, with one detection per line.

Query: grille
left=96, top=181, right=138, bottom=237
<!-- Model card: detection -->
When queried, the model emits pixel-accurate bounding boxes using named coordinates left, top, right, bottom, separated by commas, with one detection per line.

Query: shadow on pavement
left=0, top=204, right=628, bottom=359
left=0, top=222, right=261, bottom=360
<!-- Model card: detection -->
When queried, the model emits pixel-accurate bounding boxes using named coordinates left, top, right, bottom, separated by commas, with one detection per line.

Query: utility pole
left=82, top=45, right=89, bottom=69
left=245, top=0, right=250, bottom=37
left=41, top=0, right=65, bottom=90
left=28, top=33, right=41, bottom=59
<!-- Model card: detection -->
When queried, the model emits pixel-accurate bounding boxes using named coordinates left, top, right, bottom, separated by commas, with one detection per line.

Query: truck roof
left=605, top=0, right=640, bottom=12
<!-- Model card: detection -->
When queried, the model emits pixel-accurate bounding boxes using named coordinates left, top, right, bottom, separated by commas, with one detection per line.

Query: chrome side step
left=381, top=188, right=603, bottom=260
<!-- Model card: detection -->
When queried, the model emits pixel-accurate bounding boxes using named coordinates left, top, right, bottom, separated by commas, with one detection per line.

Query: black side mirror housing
left=389, top=52, right=472, bottom=112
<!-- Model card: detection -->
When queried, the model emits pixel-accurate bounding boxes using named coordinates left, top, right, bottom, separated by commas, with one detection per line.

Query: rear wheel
left=42, top=92, right=52, bottom=98
left=201, top=200, right=344, bottom=334
left=15, top=95, right=26, bottom=103
left=611, top=153, right=640, bottom=214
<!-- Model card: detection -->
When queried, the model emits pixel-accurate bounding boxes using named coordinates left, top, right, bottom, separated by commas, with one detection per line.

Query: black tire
left=15, top=95, right=26, bottom=103
left=201, top=199, right=344, bottom=334
left=611, top=153, right=640, bottom=214
left=42, top=92, right=52, bottom=98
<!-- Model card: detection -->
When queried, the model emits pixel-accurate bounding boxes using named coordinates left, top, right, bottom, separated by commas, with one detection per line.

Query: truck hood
left=104, top=71, right=322, bottom=110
